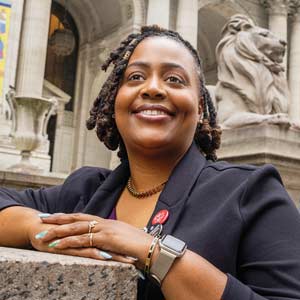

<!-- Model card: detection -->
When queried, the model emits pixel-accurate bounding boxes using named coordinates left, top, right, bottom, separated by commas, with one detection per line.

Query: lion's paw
left=265, top=113, right=291, bottom=128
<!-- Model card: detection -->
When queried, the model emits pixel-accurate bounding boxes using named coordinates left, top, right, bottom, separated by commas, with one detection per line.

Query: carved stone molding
left=123, top=0, right=134, bottom=21
left=88, top=41, right=111, bottom=76
left=289, top=0, right=300, bottom=19
left=261, top=0, right=290, bottom=15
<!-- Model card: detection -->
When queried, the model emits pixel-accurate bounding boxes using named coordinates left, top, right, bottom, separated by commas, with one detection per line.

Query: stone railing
left=0, top=247, right=138, bottom=300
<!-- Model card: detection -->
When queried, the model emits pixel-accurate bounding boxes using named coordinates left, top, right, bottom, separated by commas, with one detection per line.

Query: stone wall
left=0, top=247, right=138, bottom=300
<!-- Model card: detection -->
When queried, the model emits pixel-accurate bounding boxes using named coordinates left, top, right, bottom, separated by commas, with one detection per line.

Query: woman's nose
left=141, top=78, right=166, bottom=100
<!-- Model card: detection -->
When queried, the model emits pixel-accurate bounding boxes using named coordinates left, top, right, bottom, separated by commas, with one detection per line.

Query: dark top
left=1, top=143, right=300, bottom=300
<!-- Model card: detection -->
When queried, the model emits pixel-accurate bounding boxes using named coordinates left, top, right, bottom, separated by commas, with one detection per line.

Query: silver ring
left=88, top=220, right=98, bottom=234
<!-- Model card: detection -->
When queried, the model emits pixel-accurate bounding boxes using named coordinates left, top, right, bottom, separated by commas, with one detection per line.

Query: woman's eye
left=128, top=74, right=144, bottom=81
left=166, top=76, right=184, bottom=84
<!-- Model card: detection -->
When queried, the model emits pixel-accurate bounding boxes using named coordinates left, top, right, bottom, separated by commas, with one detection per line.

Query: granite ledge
left=0, top=247, right=138, bottom=300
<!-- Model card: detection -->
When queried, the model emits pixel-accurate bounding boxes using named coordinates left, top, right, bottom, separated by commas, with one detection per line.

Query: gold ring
left=88, top=220, right=98, bottom=234
left=89, top=232, right=93, bottom=247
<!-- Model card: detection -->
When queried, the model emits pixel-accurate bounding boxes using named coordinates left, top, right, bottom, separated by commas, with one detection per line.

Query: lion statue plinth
left=215, top=14, right=290, bottom=129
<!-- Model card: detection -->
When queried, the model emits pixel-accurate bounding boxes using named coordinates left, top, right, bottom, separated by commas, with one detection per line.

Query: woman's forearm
left=158, top=249, right=227, bottom=300
left=0, top=206, right=41, bottom=247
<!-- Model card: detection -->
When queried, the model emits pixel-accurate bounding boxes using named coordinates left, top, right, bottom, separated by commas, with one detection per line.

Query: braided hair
left=86, top=25, right=221, bottom=161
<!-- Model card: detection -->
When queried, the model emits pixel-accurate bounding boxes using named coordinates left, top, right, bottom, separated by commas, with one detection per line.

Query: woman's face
left=115, top=36, right=201, bottom=156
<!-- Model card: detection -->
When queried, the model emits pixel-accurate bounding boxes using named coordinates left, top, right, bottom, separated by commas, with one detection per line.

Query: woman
left=1, top=26, right=300, bottom=300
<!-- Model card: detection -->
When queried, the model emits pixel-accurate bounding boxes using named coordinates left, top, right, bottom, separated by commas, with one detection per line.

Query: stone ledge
left=0, top=169, right=67, bottom=190
left=0, top=247, right=138, bottom=300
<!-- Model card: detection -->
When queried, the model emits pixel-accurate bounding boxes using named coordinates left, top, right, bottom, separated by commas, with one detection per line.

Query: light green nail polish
left=48, top=240, right=60, bottom=248
left=99, top=251, right=112, bottom=259
left=35, top=231, right=48, bottom=239
left=38, top=213, right=51, bottom=218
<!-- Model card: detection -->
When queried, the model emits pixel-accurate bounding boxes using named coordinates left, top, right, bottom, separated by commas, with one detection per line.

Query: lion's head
left=215, top=14, right=289, bottom=115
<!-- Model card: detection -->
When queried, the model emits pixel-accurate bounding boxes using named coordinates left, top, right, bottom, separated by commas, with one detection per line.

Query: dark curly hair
left=86, top=25, right=221, bottom=161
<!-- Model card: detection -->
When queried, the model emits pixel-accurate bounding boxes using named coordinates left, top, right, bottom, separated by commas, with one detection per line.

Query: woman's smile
left=132, top=103, right=175, bottom=122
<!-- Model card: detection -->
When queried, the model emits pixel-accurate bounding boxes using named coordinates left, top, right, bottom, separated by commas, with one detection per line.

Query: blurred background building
left=0, top=0, right=299, bottom=203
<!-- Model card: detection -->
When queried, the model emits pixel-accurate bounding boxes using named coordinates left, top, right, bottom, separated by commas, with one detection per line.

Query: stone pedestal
left=7, top=95, right=56, bottom=174
left=0, top=144, right=51, bottom=172
left=0, top=247, right=138, bottom=300
left=218, top=124, right=300, bottom=205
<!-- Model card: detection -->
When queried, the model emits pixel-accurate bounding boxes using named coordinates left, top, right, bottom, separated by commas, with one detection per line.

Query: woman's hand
left=27, top=219, right=60, bottom=252
left=27, top=212, right=137, bottom=263
left=35, top=213, right=153, bottom=267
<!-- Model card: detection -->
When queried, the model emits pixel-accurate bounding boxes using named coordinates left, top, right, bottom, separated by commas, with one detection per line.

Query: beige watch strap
left=150, top=247, right=177, bottom=285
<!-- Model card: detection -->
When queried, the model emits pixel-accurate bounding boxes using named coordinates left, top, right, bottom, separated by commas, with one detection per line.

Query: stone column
left=288, top=2, right=300, bottom=124
left=2, top=0, right=24, bottom=114
left=72, top=45, right=92, bottom=169
left=15, top=0, right=52, bottom=98
left=176, top=0, right=198, bottom=48
left=146, top=0, right=171, bottom=28
left=8, top=0, right=55, bottom=173
left=0, top=0, right=24, bottom=137
left=262, top=0, right=289, bottom=72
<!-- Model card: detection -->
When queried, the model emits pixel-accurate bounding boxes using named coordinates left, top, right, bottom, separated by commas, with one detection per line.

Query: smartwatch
left=149, top=234, right=187, bottom=285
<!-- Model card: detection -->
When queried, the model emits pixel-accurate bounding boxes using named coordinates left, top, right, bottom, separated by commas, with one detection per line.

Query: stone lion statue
left=215, top=14, right=290, bottom=129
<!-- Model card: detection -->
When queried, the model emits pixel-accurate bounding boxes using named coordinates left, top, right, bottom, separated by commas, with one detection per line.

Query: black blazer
left=1, top=143, right=300, bottom=300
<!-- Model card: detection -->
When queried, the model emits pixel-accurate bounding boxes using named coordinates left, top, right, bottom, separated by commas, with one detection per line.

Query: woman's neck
left=126, top=147, right=188, bottom=191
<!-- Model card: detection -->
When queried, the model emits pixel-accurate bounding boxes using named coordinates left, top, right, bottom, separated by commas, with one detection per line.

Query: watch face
left=162, top=235, right=186, bottom=253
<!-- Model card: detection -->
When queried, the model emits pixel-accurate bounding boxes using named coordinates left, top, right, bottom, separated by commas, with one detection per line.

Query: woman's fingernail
left=35, top=231, right=48, bottom=239
left=125, top=256, right=138, bottom=261
left=137, top=270, right=145, bottom=280
left=48, top=240, right=60, bottom=248
left=99, top=251, right=112, bottom=259
left=38, top=213, right=51, bottom=218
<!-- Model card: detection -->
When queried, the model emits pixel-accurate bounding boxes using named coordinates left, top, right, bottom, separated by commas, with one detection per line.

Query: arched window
left=45, top=1, right=79, bottom=111
left=45, top=1, right=79, bottom=170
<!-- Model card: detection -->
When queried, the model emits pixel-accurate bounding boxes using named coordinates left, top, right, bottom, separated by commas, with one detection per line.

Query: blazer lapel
left=146, top=143, right=207, bottom=235
left=82, top=161, right=130, bottom=217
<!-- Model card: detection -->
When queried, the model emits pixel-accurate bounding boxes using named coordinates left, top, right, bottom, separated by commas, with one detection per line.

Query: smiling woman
left=86, top=26, right=221, bottom=163
left=1, top=25, right=300, bottom=300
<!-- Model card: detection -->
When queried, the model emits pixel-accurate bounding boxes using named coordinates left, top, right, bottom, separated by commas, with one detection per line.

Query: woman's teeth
left=140, top=110, right=167, bottom=116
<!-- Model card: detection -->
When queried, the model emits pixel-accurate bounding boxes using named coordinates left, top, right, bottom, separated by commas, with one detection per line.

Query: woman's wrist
left=133, top=233, right=158, bottom=270
left=3, top=207, right=43, bottom=248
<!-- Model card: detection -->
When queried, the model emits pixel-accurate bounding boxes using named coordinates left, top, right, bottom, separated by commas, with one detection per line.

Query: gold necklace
left=127, top=177, right=167, bottom=198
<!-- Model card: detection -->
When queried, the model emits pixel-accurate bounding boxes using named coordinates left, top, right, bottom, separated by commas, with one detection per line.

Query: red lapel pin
left=152, top=209, right=169, bottom=225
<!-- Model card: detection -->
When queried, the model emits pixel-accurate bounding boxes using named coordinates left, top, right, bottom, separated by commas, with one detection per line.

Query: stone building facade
left=0, top=0, right=299, bottom=201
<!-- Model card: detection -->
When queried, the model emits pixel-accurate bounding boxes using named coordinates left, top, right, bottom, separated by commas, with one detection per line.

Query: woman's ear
left=198, top=102, right=203, bottom=118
